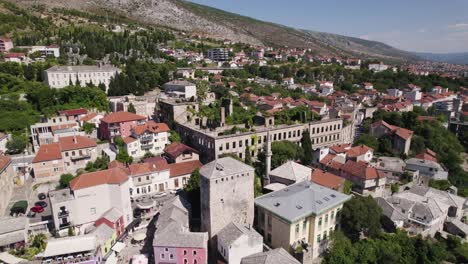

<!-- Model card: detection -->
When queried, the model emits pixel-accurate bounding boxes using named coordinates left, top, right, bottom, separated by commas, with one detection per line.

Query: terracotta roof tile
left=32, top=143, right=62, bottom=163
left=346, top=145, right=373, bottom=158
left=80, top=113, right=98, bottom=123
left=329, top=144, right=351, bottom=154
left=101, top=112, right=146, bottom=124
left=132, top=121, right=170, bottom=136
left=70, top=168, right=128, bottom=190
left=123, top=137, right=136, bottom=145
left=164, top=143, right=198, bottom=159
left=169, top=160, right=202, bottom=178
left=0, top=155, right=11, bottom=172
left=58, top=136, right=97, bottom=151
left=310, top=169, right=344, bottom=190
left=58, top=108, right=88, bottom=116
left=341, top=160, right=379, bottom=180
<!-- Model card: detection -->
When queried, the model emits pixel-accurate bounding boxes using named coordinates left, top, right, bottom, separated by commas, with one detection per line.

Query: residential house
left=4, top=53, right=26, bottom=63
left=57, top=108, right=88, bottom=122
left=377, top=185, right=466, bottom=237
left=32, top=136, right=98, bottom=181
left=217, top=222, right=263, bottom=264
left=370, top=120, right=413, bottom=155
left=49, top=167, right=133, bottom=234
left=255, top=181, right=351, bottom=261
left=405, top=158, right=448, bottom=181
left=163, top=142, right=199, bottom=164
left=340, top=160, right=386, bottom=197
left=99, top=112, right=146, bottom=141
left=374, top=156, right=407, bottom=184
left=368, top=63, right=389, bottom=72
left=153, top=196, right=208, bottom=264
left=0, top=38, right=13, bottom=52
left=122, top=121, right=170, bottom=158
left=30, top=119, right=80, bottom=151
left=310, top=169, right=345, bottom=192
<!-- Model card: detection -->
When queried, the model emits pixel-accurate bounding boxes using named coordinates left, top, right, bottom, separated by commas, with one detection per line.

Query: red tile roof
left=80, top=113, right=98, bottom=123
left=168, top=160, right=202, bottom=178
left=70, top=168, right=128, bottom=190
left=310, top=169, right=344, bottom=190
left=51, top=123, right=77, bottom=132
left=33, top=143, right=62, bottom=163
left=58, top=108, right=88, bottom=116
left=122, top=137, right=136, bottom=145
left=346, top=145, right=373, bottom=158
left=341, top=160, right=379, bottom=180
left=0, top=155, right=11, bottom=172
left=58, top=136, right=97, bottom=151
left=164, top=143, right=198, bottom=159
left=329, top=144, right=351, bottom=154
left=101, top=112, right=146, bottom=124
left=4, top=53, right=25, bottom=58
left=371, top=120, right=413, bottom=140
left=132, top=121, right=170, bottom=136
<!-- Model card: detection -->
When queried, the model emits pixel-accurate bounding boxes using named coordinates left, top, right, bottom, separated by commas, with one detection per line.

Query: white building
left=28, top=45, right=60, bottom=57
left=123, top=121, right=170, bottom=158
left=49, top=167, right=133, bottom=234
left=368, top=63, right=389, bottom=72
left=162, top=80, right=197, bottom=99
left=217, top=222, right=263, bottom=264
left=405, top=158, right=448, bottom=180
left=44, top=65, right=121, bottom=91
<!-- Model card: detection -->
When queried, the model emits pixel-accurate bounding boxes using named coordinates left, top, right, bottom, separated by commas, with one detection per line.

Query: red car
left=31, top=205, right=44, bottom=213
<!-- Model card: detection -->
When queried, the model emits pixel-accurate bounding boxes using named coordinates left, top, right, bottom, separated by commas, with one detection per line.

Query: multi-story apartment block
left=0, top=38, right=13, bottom=52
left=44, top=65, right=121, bottom=91
left=255, top=181, right=351, bottom=261
left=99, top=111, right=146, bottom=141
left=207, top=48, right=229, bottom=62
left=32, top=136, right=98, bottom=181
left=123, top=121, right=170, bottom=158
left=200, top=157, right=255, bottom=245
left=49, top=167, right=133, bottom=234
left=177, top=118, right=348, bottom=162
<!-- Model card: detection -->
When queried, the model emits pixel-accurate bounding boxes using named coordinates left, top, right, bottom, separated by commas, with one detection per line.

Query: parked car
left=35, top=201, right=48, bottom=208
left=31, top=205, right=44, bottom=213
left=38, top=193, right=47, bottom=200
left=152, top=192, right=167, bottom=199
left=10, top=200, right=28, bottom=216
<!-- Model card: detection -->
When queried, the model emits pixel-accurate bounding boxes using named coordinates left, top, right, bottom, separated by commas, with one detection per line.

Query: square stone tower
left=200, top=157, right=255, bottom=241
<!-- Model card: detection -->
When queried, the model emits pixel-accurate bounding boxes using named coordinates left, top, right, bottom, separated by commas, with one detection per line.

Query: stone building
left=200, top=157, right=255, bottom=247
left=44, top=65, right=121, bottom=91
left=177, top=118, right=349, bottom=163
left=0, top=156, right=13, bottom=216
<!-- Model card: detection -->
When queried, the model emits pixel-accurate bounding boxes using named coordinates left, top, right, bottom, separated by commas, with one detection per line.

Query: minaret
left=264, top=131, right=272, bottom=186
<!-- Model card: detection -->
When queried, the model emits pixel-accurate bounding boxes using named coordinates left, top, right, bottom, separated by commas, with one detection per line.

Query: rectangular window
left=331, top=211, right=334, bottom=220
left=267, top=215, right=272, bottom=230
left=90, top=207, right=96, bottom=215
left=303, top=220, right=307, bottom=233
left=318, top=217, right=322, bottom=226
left=325, top=214, right=328, bottom=223
left=317, top=234, right=321, bottom=243
left=295, top=224, right=300, bottom=234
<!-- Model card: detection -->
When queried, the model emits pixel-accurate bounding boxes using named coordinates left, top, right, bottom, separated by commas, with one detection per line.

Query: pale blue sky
left=189, top=0, right=468, bottom=53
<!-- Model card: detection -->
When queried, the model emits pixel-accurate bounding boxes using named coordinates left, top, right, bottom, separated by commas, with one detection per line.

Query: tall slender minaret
left=264, top=131, right=272, bottom=186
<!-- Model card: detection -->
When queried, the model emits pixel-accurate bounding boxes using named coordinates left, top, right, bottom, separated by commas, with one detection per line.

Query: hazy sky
left=189, top=0, right=468, bottom=53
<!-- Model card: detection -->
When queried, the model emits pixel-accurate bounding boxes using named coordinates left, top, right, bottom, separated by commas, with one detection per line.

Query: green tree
left=116, top=148, right=133, bottom=165
left=82, top=122, right=95, bottom=134
left=391, top=183, right=400, bottom=194
left=184, top=169, right=200, bottom=192
left=59, top=173, right=75, bottom=188
left=341, top=196, right=382, bottom=241
left=270, top=141, right=303, bottom=169
left=169, top=130, right=181, bottom=143
left=323, top=231, right=357, bottom=264
left=127, top=103, right=136, bottom=114
left=6, top=134, right=27, bottom=154
left=343, top=180, right=353, bottom=195
left=300, top=129, right=313, bottom=165
left=244, top=146, right=252, bottom=166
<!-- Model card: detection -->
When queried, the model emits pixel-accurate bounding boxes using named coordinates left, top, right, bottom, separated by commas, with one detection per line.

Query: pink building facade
left=98, top=112, right=146, bottom=141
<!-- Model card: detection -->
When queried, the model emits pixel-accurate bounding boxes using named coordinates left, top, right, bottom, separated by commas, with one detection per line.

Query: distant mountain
left=9, top=0, right=418, bottom=62
left=413, top=52, right=468, bottom=65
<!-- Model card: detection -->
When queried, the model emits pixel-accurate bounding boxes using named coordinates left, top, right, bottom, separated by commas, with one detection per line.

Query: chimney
left=264, top=131, right=272, bottom=186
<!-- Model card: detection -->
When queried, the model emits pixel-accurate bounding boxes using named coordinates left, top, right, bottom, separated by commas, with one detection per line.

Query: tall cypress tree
left=301, top=129, right=313, bottom=165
